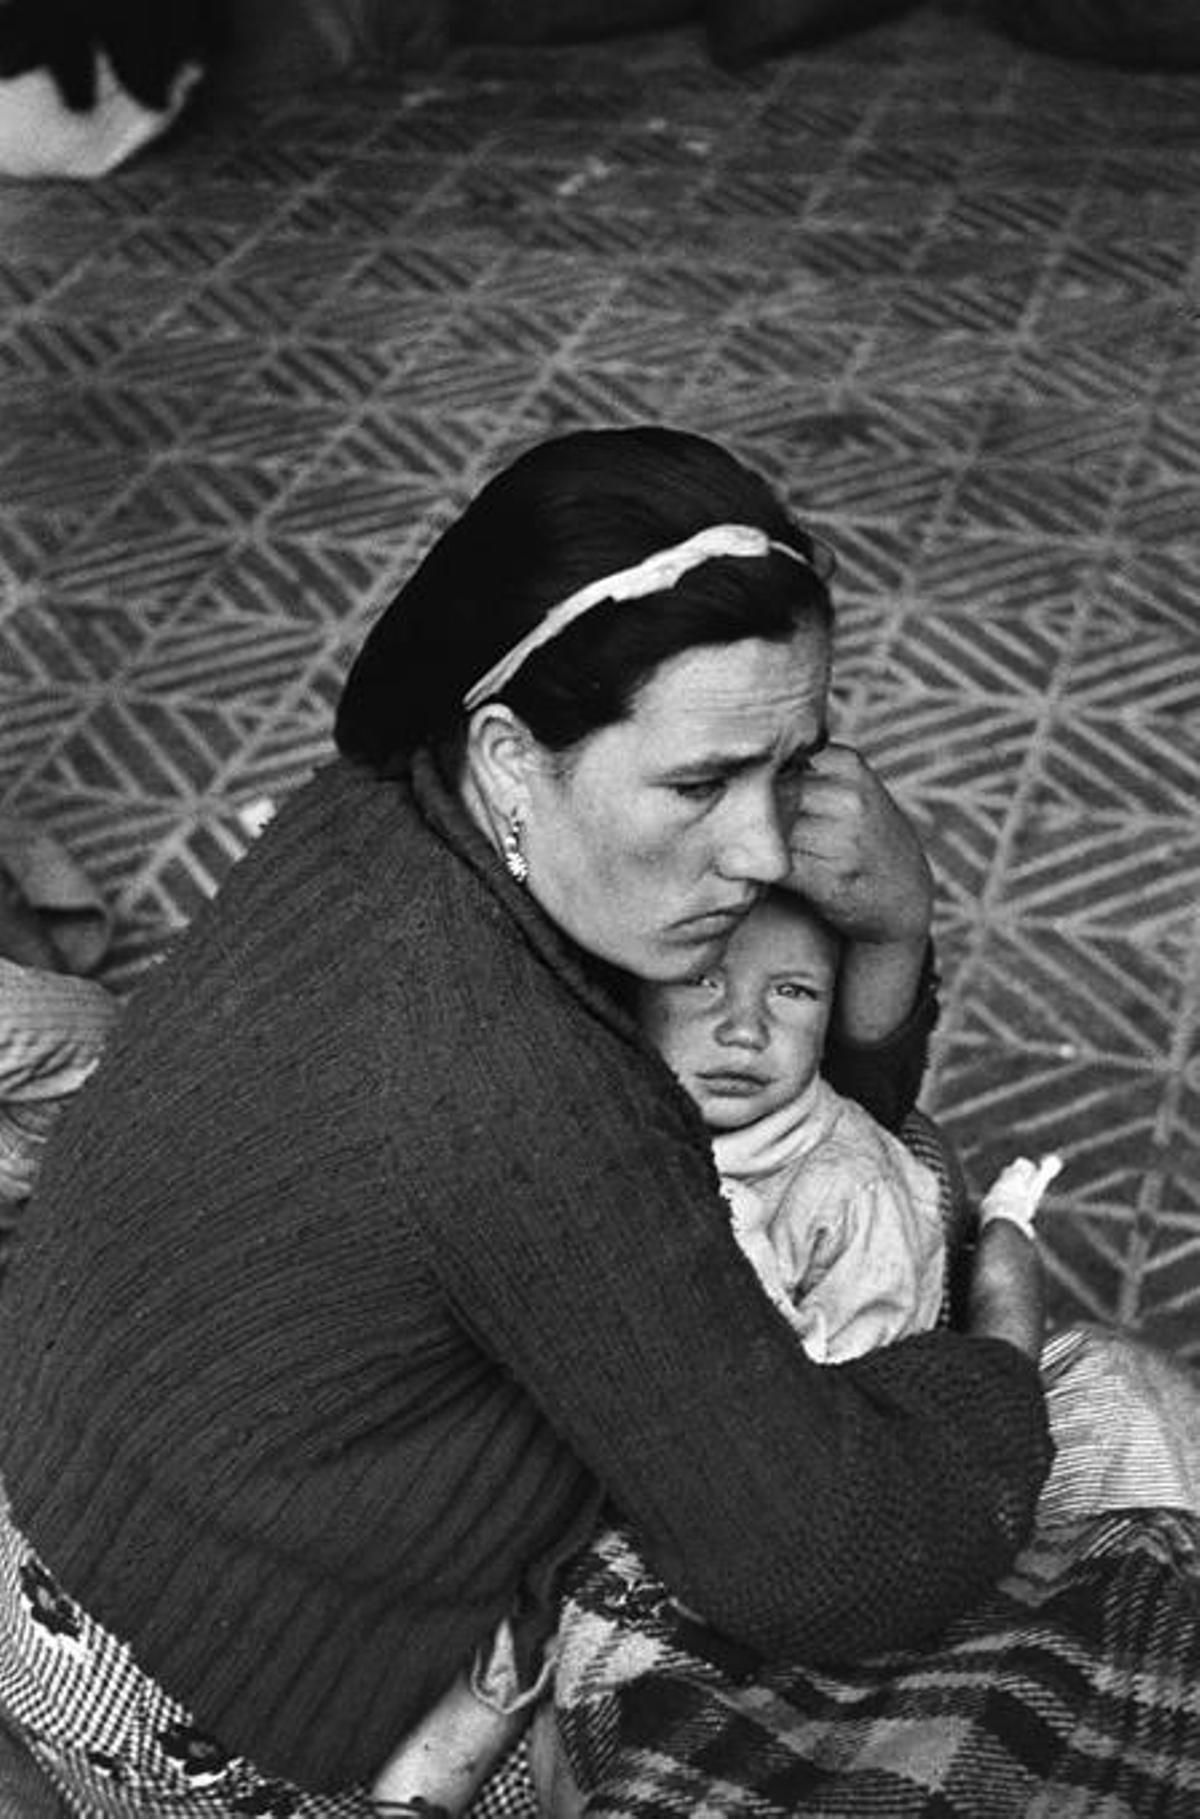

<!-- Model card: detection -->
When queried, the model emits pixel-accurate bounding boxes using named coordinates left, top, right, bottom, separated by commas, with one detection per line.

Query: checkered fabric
left=467, top=1737, right=539, bottom=1819
left=0, top=1487, right=384, bottom=1817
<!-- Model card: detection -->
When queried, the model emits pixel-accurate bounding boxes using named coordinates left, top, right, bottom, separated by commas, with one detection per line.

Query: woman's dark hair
left=335, top=425, right=833, bottom=774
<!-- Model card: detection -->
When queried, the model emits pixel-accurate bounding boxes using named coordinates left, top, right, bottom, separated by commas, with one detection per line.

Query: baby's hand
left=979, top=1155, right=1063, bottom=1238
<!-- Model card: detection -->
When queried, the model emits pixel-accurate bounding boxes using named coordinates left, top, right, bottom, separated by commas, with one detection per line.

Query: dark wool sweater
left=0, top=755, right=1052, bottom=1793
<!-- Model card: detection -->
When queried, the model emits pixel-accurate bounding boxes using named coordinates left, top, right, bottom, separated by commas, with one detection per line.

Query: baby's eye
left=773, top=980, right=817, bottom=1001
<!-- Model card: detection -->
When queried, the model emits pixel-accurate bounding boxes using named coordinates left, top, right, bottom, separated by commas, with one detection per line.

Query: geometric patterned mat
left=2, top=4, right=1198, bottom=1352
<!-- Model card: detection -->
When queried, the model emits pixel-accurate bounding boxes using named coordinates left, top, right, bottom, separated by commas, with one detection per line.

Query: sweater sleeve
left=823, top=941, right=940, bottom=1131
left=399, top=969, right=1051, bottom=1670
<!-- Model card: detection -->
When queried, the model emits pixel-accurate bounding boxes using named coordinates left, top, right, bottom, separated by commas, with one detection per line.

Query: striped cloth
left=1040, top=1325, right=1200, bottom=1521
left=0, top=960, right=117, bottom=1208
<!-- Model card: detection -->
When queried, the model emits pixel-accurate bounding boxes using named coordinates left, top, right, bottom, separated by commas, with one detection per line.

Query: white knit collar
left=712, top=1076, right=837, bottom=1183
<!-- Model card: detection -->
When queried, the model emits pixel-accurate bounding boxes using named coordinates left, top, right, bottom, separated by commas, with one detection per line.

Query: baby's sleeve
left=771, top=1148, right=945, bottom=1363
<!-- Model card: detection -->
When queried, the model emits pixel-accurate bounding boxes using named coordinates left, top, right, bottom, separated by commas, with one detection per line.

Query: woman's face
left=521, top=624, right=832, bottom=982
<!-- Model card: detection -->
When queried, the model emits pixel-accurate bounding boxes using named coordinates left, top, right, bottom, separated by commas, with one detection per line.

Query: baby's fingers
left=980, top=1154, right=1063, bottom=1235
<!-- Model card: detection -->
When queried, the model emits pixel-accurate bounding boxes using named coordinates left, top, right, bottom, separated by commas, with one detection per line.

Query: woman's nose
left=716, top=788, right=790, bottom=885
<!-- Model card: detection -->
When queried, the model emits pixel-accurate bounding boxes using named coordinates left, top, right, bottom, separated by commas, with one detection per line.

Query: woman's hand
left=781, top=743, right=934, bottom=1042
left=783, top=742, right=932, bottom=944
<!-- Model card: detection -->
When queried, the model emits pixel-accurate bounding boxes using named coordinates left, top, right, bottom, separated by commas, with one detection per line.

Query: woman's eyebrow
left=665, top=725, right=831, bottom=781
left=664, top=752, right=759, bottom=778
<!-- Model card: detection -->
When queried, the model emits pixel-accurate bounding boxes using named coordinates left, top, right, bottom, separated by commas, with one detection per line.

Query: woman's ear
left=461, top=702, right=538, bottom=823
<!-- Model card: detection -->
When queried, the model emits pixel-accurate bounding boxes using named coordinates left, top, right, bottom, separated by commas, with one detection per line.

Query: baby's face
left=640, top=894, right=837, bottom=1131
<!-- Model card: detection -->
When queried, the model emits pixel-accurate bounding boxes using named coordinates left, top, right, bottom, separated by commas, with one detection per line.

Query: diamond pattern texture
left=1, top=5, right=1198, bottom=1355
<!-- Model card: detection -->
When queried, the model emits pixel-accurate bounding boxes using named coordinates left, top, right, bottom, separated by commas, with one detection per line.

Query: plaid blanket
left=552, top=1509, right=1200, bottom=1817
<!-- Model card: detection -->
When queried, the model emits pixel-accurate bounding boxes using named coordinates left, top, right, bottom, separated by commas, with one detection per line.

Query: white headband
left=462, top=522, right=825, bottom=712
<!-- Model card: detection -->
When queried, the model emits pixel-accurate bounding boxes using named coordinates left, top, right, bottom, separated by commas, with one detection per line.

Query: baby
left=640, top=887, right=949, bottom=1360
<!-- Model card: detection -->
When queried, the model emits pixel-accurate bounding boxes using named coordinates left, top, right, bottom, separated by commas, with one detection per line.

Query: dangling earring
left=502, top=810, right=528, bottom=886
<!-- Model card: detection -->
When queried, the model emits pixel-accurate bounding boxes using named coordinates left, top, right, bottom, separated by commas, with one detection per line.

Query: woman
left=0, top=425, right=1169, bottom=1816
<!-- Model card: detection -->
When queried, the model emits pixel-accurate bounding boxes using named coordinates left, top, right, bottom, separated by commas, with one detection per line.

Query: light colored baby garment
left=713, top=1077, right=945, bottom=1362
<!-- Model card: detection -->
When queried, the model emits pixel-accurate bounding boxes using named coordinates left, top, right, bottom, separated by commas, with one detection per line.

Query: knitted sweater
left=0, top=754, right=1052, bottom=1793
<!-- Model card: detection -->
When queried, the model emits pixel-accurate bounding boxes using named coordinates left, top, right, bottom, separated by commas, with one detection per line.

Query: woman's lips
left=677, top=901, right=756, bottom=936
